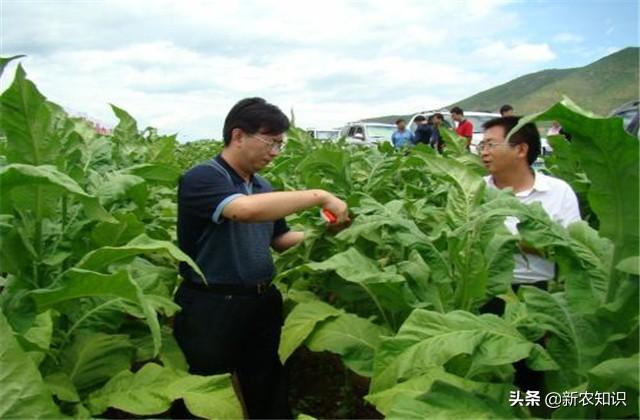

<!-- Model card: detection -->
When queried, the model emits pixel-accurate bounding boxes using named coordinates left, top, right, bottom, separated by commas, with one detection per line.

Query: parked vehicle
left=338, top=122, right=396, bottom=146
left=306, top=128, right=341, bottom=141
left=609, top=100, right=639, bottom=137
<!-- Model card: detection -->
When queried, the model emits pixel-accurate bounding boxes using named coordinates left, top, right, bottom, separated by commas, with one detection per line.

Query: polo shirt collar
left=214, top=154, right=259, bottom=188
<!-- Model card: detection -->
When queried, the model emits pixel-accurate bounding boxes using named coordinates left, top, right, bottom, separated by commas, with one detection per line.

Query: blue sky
left=1, top=0, right=637, bottom=141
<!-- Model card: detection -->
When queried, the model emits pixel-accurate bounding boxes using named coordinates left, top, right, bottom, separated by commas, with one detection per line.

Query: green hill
left=363, top=47, right=638, bottom=123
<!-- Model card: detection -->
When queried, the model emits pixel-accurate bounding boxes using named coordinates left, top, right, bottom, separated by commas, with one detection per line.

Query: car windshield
left=616, top=110, right=638, bottom=128
left=315, top=130, right=339, bottom=140
left=466, top=116, right=498, bottom=133
left=366, top=125, right=395, bottom=141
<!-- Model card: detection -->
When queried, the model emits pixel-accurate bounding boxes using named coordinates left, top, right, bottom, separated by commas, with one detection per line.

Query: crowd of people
left=391, top=104, right=516, bottom=151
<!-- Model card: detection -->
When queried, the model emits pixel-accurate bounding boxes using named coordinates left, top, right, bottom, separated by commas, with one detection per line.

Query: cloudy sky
left=1, top=0, right=637, bottom=141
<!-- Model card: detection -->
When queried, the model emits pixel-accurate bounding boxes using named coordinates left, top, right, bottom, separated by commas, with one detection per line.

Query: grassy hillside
left=363, top=47, right=638, bottom=123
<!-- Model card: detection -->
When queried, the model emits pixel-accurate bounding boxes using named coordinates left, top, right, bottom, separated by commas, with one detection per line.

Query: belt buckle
left=256, top=282, right=268, bottom=294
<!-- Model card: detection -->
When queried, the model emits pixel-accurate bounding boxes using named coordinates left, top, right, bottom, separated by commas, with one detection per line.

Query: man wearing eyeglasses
left=174, top=97, right=349, bottom=419
left=479, top=116, right=581, bottom=299
left=478, top=116, right=580, bottom=396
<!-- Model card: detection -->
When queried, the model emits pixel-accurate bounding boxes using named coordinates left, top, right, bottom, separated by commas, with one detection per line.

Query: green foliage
left=0, top=64, right=240, bottom=418
left=1, top=60, right=637, bottom=419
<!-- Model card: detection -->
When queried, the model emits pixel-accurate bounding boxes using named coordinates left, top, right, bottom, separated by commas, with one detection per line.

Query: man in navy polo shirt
left=174, top=97, right=349, bottom=419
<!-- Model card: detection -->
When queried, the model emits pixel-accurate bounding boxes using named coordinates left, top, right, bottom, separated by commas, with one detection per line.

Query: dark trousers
left=173, top=283, right=291, bottom=419
left=480, top=281, right=547, bottom=395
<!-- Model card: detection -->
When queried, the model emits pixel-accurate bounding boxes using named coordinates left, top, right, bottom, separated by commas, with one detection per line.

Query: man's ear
left=230, top=128, right=245, bottom=145
left=517, top=142, right=529, bottom=160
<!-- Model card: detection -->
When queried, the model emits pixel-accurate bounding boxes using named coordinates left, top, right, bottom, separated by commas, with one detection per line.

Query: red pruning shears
left=320, top=208, right=338, bottom=224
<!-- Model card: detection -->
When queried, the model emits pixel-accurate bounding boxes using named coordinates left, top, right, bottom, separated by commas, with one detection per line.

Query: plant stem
left=33, top=186, right=43, bottom=287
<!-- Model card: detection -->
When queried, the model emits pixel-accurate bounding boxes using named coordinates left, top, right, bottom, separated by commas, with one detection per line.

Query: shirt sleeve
left=558, top=185, right=582, bottom=227
left=178, top=164, right=245, bottom=225
left=273, top=217, right=291, bottom=239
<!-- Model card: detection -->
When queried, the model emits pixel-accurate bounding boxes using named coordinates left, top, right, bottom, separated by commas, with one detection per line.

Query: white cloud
left=1, top=0, right=553, bottom=141
left=471, top=42, right=557, bottom=64
left=553, top=32, right=583, bottom=44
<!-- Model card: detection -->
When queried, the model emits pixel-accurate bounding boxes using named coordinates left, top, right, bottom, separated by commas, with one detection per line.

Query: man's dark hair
left=414, top=115, right=427, bottom=123
left=500, top=104, right=514, bottom=115
left=433, top=112, right=444, bottom=120
left=450, top=106, right=463, bottom=115
left=395, top=118, right=406, bottom=124
left=483, top=116, right=540, bottom=165
left=222, top=97, right=290, bottom=146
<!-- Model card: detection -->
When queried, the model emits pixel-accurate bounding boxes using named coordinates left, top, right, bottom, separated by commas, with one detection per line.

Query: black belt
left=183, top=280, right=273, bottom=295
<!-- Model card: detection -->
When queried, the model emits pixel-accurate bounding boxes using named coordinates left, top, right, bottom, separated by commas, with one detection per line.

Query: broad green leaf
left=370, top=309, right=557, bottom=394
left=95, top=173, right=148, bottom=208
left=518, top=286, right=607, bottom=390
left=279, top=300, right=341, bottom=363
left=125, top=163, right=182, bottom=183
left=0, top=54, right=25, bottom=78
left=0, top=310, right=61, bottom=418
left=386, top=381, right=515, bottom=419
left=32, top=269, right=164, bottom=355
left=397, top=249, right=451, bottom=313
left=296, top=148, right=351, bottom=193
left=438, top=127, right=468, bottom=157
left=0, top=163, right=114, bottom=222
left=91, top=212, right=146, bottom=247
left=0, top=64, right=60, bottom=165
left=168, top=372, right=243, bottom=419
left=110, top=104, right=139, bottom=142
left=416, top=152, right=485, bottom=226
left=616, top=256, right=640, bottom=275
left=366, top=366, right=512, bottom=416
left=307, top=247, right=402, bottom=284
left=87, top=363, right=242, bottom=418
left=306, top=247, right=408, bottom=328
left=75, top=233, right=204, bottom=280
left=44, top=372, right=80, bottom=403
left=588, top=353, right=639, bottom=391
left=512, top=97, right=639, bottom=264
left=306, top=312, right=388, bottom=377
left=20, top=310, right=53, bottom=352
left=87, top=362, right=175, bottom=415
left=159, top=327, right=188, bottom=371
left=59, top=332, right=135, bottom=397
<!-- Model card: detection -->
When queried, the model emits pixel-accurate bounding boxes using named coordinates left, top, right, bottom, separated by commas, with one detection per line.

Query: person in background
left=479, top=116, right=580, bottom=296
left=477, top=115, right=580, bottom=395
left=413, top=115, right=433, bottom=146
left=450, top=106, right=473, bottom=148
left=431, top=112, right=444, bottom=153
left=391, top=118, right=415, bottom=148
left=547, top=121, right=562, bottom=136
left=500, top=104, right=514, bottom=117
left=547, top=120, right=572, bottom=141
left=175, top=97, right=349, bottom=419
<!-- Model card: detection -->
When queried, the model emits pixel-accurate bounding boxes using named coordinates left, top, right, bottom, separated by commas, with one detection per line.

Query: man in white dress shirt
left=478, top=115, right=581, bottom=395
left=478, top=116, right=581, bottom=293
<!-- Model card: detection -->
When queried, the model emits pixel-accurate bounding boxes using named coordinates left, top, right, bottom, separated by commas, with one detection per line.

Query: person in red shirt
left=451, top=106, right=473, bottom=148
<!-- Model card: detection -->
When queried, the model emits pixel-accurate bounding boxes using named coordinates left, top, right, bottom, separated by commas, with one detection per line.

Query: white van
left=306, top=128, right=341, bottom=141
left=338, top=122, right=396, bottom=146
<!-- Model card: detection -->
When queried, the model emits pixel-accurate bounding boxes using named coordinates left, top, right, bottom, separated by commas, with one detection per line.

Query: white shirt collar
left=486, top=171, right=551, bottom=195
